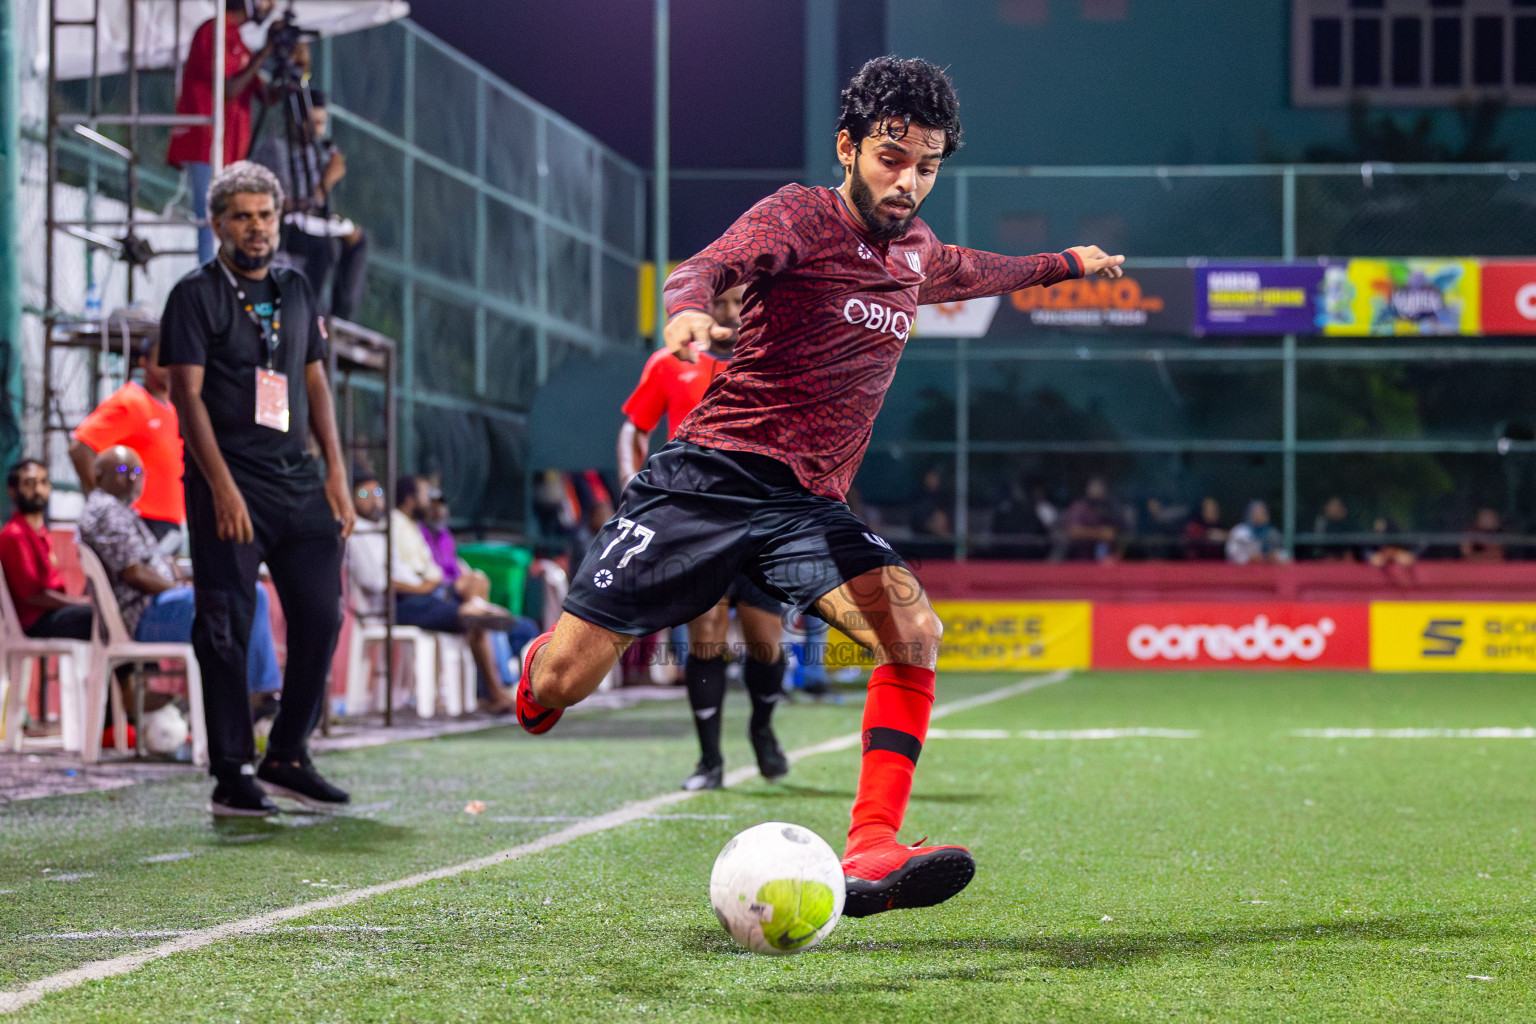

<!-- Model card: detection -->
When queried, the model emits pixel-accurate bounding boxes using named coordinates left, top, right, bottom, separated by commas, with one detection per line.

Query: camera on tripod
left=251, top=1, right=327, bottom=213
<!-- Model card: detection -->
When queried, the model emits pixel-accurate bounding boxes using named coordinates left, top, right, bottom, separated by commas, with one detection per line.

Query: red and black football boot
left=515, top=631, right=562, bottom=735
left=841, top=836, right=976, bottom=918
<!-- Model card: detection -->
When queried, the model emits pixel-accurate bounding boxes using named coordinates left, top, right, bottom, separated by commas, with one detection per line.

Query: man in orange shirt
left=617, top=285, right=790, bottom=791
left=70, top=337, right=184, bottom=543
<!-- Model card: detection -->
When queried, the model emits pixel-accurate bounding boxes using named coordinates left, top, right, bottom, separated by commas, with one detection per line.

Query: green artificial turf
left=6, top=671, right=1536, bottom=1022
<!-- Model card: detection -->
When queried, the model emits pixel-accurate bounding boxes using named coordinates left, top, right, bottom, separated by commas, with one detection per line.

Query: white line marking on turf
left=927, top=727, right=1200, bottom=740
left=1292, top=727, right=1536, bottom=739
left=139, top=853, right=195, bottom=864
left=0, top=669, right=1071, bottom=1015
left=27, top=925, right=408, bottom=942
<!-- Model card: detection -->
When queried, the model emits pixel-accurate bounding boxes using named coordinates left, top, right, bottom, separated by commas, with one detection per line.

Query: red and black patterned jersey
left=663, top=184, right=1083, bottom=501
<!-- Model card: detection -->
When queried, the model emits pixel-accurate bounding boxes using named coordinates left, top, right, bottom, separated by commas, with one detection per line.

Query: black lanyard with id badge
left=218, top=259, right=289, bottom=433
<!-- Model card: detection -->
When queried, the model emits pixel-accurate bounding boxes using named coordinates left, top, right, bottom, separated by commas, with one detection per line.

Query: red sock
left=846, top=664, right=936, bottom=857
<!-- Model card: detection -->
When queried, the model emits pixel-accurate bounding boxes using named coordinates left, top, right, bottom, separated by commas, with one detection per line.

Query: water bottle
left=84, top=282, right=102, bottom=323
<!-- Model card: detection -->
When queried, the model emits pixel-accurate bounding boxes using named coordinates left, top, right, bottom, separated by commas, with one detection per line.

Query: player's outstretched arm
left=662, top=310, right=733, bottom=364
left=1067, top=245, right=1126, bottom=279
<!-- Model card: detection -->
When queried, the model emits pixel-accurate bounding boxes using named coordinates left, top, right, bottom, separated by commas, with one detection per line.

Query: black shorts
left=726, top=573, right=785, bottom=615
left=563, top=442, right=906, bottom=636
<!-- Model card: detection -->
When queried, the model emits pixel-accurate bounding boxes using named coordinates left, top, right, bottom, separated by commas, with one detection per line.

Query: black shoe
left=749, top=724, right=790, bottom=781
left=211, top=773, right=279, bottom=818
left=257, top=756, right=350, bottom=810
left=681, top=761, right=724, bottom=791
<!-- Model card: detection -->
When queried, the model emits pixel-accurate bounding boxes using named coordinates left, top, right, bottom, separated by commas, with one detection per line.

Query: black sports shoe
left=211, top=773, right=279, bottom=818
left=749, top=724, right=790, bottom=781
left=681, top=761, right=724, bottom=791
left=257, top=756, right=350, bottom=810
left=842, top=839, right=977, bottom=919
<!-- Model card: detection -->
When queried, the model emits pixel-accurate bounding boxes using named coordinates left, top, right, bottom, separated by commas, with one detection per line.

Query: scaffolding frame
left=40, top=0, right=220, bottom=471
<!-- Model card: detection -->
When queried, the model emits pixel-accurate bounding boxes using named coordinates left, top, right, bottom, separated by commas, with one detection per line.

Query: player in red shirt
left=518, top=57, right=1125, bottom=917
left=619, top=286, right=791, bottom=792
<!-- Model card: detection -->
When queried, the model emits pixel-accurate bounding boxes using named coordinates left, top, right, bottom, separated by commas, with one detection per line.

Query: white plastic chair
left=75, top=544, right=208, bottom=767
left=434, top=633, right=477, bottom=717
left=343, top=614, right=437, bottom=717
left=0, top=562, right=90, bottom=752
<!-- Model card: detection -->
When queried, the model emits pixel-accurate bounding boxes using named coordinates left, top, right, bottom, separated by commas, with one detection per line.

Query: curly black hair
left=836, top=56, right=963, bottom=159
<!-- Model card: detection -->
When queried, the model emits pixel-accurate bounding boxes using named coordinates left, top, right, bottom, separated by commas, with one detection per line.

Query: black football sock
left=743, top=654, right=786, bottom=733
left=685, top=655, right=728, bottom=768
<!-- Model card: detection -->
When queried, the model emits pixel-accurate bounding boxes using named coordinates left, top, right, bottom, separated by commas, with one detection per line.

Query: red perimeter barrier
left=913, top=560, right=1536, bottom=604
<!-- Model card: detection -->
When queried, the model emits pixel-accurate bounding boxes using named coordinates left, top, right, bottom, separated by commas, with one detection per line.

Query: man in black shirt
left=160, top=160, right=356, bottom=817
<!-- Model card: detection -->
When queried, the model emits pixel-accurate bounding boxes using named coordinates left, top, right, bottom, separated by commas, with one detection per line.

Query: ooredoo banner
left=1092, top=603, right=1370, bottom=670
left=1480, top=261, right=1536, bottom=336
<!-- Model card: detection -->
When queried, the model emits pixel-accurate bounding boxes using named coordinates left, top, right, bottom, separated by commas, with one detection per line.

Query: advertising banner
left=1319, top=259, right=1480, bottom=336
left=1093, top=603, right=1370, bottom=670
left=936, top=601, right=1092, bottom=671
left=818, top=602, right=1091, bottom=671
left=1194, top=264, right=1325, bottom=336
left=914, top=296, right=1003, bottom=338
left=990, top=268, right=1195, bottom=334
left=1370, top=603, right=1536, bottom=671
left=1479, top=261, right=1536, bottom=336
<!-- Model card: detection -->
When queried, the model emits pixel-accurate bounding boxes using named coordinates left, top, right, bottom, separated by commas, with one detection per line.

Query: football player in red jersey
left=519, top=56, right=1124, bottom=918
left=617, top=285, right=792, bottom=792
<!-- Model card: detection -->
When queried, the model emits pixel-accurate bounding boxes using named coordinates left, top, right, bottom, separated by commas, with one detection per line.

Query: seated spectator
left=1065, top=476, right=1119, bottom=562
left=1462, top=507, right=1506, bottom=563
left=420, top=489, right=491, bottom=602
left=0, top=459, right=94, bottom=639
left=1364, top=516, right=1417, bottom=568
left=1183, top=496, right=1227, bottom=561
left=1138, top=495, right=1188, bottom=559
left=911, top=465, right=955, bottom=539
left=77, top=446, right=282, bottom=697
left=250, top=89, right=369, bottom=320
left=1309, top=496, right=1355, bottom=561
left=1226, top=500, right=1289, bottom=565
left=69, top=336, right=185, bottom=545
left=991, top=476, right=1051, bottom=559
left=376, top=474, right=517, bottom=713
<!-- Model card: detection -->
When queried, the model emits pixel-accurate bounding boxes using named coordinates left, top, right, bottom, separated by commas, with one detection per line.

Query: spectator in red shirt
left=69, top=336, right=185, bottom=543
left=0, top=460, right=94, bottom=640
left=166, top=0, right=276, bottom=263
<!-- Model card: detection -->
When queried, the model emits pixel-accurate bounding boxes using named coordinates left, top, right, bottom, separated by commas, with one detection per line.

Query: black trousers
left=24, top=605, right=94, bottom=640
left=281, top=222, right=369, bottom=321
left=186, top=466, right=342, bottom=779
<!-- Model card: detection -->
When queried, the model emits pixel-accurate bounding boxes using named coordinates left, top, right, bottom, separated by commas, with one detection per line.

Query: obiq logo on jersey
left=1093, top=603, right=1370, bottom=670
left=843, top=298, right=912, bottom=341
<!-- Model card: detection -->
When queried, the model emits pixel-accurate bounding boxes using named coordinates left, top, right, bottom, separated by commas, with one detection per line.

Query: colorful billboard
left=991, top=268, right=1195, bottom=334
left=1479, top=261, right=1536, bottom=336
left=1370, top=603, right=1536, bottom=672
left=1319, top=259, right=1480, bottom=336
left=1194, top=264, right=1325, bottom=336
left=1093, top=603, right=1371, bottom=670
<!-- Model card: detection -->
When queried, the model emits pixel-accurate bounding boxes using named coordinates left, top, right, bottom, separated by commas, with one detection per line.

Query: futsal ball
left=141, top=703, right=189, bottom=757
left=709, top=821, right=845, bottom=955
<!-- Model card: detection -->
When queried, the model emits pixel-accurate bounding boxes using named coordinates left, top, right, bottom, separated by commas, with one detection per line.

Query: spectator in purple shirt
left=417, top=486, right=490, bottom=601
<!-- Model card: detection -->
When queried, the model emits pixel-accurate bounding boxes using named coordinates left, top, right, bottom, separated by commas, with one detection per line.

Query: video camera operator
left=167, top=0, right=279, bottom=264
left=251, top=89, right=370, bottom=321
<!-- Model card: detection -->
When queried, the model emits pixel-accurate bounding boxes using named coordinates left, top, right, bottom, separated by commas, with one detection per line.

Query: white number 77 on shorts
left=599, top=517, right=657, bottom=569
